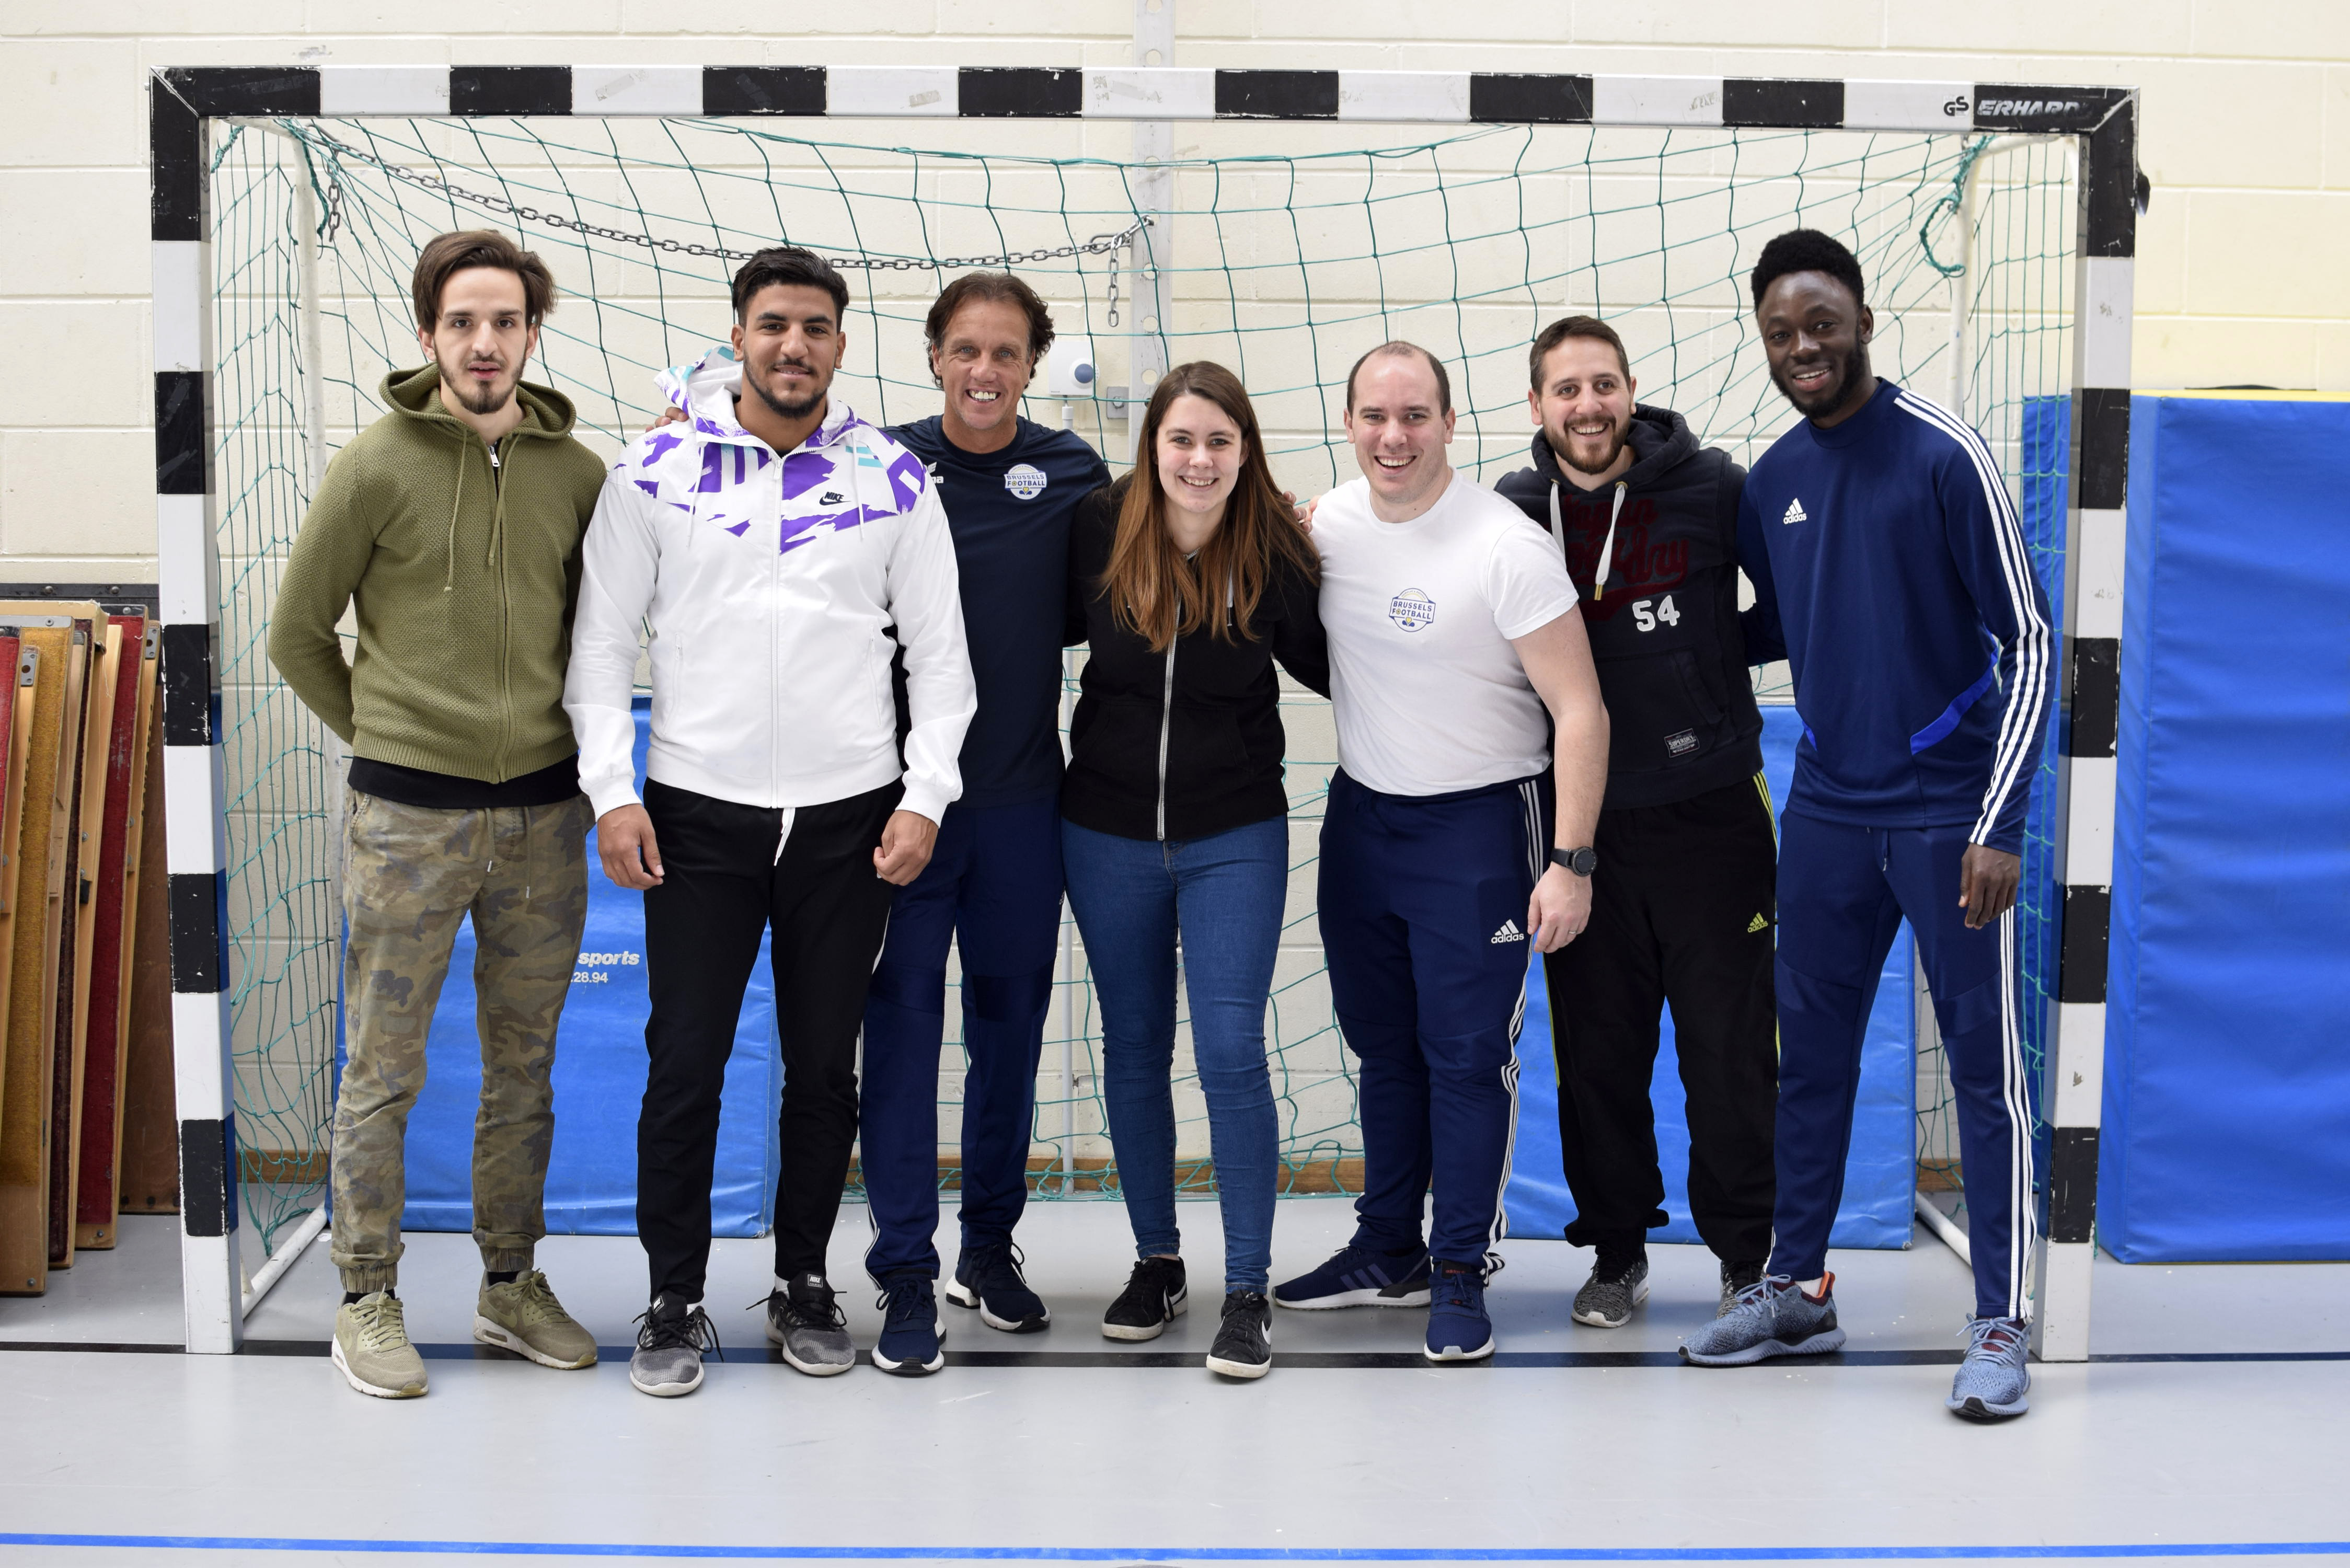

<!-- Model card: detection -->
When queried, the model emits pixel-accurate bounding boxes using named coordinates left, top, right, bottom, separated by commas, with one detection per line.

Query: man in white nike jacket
left=564, top=247, right=975, bottom=1398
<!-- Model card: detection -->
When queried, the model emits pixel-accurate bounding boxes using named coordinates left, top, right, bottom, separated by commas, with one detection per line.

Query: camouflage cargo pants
left=330, top=790, right=591, bottom=1292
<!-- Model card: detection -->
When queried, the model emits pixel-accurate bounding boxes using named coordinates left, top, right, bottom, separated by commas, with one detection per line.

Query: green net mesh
left=205, top=113, right=2075, bottom=1258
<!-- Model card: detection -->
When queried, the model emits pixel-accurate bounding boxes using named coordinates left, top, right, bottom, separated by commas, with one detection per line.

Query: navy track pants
left=1319, top=769, right=1550, bottom=1275
left=1769, top=810, right=2037, bottom=1321
left=859, top=796, right=1064, bottom=1283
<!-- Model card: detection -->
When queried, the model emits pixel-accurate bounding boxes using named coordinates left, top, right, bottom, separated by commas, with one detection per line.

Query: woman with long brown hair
left=1061, top=361, right=1328, bottom=1379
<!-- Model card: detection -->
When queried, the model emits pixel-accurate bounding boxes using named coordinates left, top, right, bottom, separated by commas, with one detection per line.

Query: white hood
left=565, top=348, right=975, bottom=823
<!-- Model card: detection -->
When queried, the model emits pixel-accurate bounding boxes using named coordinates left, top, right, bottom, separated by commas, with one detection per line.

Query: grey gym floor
left=1, top=1199, right=2344, bottom=1566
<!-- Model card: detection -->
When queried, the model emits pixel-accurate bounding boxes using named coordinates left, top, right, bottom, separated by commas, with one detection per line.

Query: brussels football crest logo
left=1004, top=463, right=1048, bottom=501
left=1388, top=589, right=1436, bottom=632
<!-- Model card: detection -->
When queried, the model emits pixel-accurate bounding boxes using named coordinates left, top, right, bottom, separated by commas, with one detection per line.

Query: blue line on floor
left=3, top=1535, right=2347, bottom=1560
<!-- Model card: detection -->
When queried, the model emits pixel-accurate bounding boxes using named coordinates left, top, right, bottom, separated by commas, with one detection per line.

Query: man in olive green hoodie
left=271, top=230, right=607, bottom=1400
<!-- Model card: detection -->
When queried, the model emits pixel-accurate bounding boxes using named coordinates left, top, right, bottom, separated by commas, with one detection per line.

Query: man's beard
left=1553, top=419, right=1628, bottom=477
left=1772, top=341, right=1871, bottom=416
left=443, top=355, right=515, bottom=417
left=747, top=361, right=828, bottom=422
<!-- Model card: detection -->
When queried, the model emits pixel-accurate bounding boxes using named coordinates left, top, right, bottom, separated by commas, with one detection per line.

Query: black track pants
left=1539, top=774, right=1778, bottom=1263
left=636, top=777, right=902, bottom=1302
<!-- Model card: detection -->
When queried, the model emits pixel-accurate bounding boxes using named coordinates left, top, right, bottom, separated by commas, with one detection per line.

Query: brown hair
left=1099, top=362, right=1318, bottom=654
left=1344, top=340, right=1452, bottom=415
left=1529, top=315, right=1631, bottom=388
left=411, top=229, right=557, bottom=332
left=925, top=273, right=1056, bottom=383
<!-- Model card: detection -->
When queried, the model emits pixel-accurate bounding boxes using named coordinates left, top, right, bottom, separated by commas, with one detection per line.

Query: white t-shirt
left=1312, top=470, right=1580, bottom=798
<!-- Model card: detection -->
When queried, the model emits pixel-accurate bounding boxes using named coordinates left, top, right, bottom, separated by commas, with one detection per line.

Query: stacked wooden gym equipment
left=0, top=599, right=166, bottom=1295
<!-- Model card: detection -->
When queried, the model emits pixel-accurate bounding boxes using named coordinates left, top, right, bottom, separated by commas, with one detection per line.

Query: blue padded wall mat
left=388, top=699, right=782, bottom=1239
left=1506, top=704, right=1917, bottom=1250
left=2100, top=394, right=2350, bottom=1262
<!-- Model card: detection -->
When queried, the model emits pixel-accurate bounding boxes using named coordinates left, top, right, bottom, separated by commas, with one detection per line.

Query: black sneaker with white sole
left=1572, top=1247, right=1650, bottom=1329
left=1101, top=1256, right=1187, bottom=1341
left=1718, top=1257, right=1767, bottom=1318
left=1205, top=1290, right=1272, bottom=1379
left=944, top=1241, right=1050, bottom=1333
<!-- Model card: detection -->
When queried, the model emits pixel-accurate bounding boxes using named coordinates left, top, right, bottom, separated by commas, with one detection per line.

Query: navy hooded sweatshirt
left=1735, top=380, right=2053, bottom=855
left=889, top=414, right=1111, bottom=811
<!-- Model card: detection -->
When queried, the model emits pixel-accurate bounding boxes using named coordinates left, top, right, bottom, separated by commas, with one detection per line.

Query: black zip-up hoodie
left=1495, top=405, right=1781, bottom=811
left=1061, top=478, right=1331, bottom=841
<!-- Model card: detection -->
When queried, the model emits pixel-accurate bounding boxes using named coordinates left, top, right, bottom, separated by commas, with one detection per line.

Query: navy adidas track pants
left=1319, top=769, right=1550, bottom=1274
left=1769, top=811, right=2037, bottom=1322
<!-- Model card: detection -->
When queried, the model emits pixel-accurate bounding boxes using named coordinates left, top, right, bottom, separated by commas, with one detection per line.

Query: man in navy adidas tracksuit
left=1680, top=231, right=2053, bottom=1424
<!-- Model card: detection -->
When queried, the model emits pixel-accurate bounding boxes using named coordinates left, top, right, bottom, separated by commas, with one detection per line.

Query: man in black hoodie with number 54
left=1495, top=316, right=1784, bottom=1329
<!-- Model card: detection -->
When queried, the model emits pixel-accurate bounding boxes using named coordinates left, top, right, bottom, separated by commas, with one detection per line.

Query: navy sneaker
left=1681, top=1272, right=1846, bottom=1366
left=1273, top=1243, right=1433, bottom=1310
left=944, top=1241, right=1050, bottom=1334
left=1424, top=1259, right=1495, bottom=1362
left=1948, top=1315, right=2031, bottom=1421
left=871, top=1272, right=945, bottom=1377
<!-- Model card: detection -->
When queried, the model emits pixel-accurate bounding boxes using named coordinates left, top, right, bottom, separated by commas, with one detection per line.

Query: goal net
left=203, top=111, right=2075, bottom=1259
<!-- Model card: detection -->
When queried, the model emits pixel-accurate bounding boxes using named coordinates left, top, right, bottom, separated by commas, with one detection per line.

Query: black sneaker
left=1205, top=1290, right=1272, bottom=1380
left=1101, top=1256, right=1187, bottom=1341
left=945, top=1241, right=1050, bottom=1333
left=1718, top=1258, right=1768, bottom=1318
left=1572, top=1246, right=1650, bottom=1329
left=630, top=1295, right=720, bottom=1398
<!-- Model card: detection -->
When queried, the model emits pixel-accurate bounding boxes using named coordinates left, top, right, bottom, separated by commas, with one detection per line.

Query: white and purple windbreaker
left=565, top=348, right=975, bottom=824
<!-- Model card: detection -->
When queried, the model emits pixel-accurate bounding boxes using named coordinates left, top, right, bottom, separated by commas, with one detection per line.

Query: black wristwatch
left=1549, top=846, right=1598, bottom=878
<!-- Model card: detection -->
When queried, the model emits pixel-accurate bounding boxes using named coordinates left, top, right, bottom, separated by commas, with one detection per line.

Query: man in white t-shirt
left=1273, top=342, right=1609, bottom=1362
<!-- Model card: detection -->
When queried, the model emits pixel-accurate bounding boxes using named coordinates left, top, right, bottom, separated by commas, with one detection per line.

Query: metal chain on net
left=283, top=121, right=1153, bottom=273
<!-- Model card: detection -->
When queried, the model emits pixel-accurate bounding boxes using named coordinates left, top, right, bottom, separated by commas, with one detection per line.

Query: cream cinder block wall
left=1, top=0, right=2341, bottom=584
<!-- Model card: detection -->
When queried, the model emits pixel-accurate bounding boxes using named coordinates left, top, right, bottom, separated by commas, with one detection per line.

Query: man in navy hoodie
left=1681, top=230, right=2052, bottom=1424
left=857, top=274, right=1111, bottom=1374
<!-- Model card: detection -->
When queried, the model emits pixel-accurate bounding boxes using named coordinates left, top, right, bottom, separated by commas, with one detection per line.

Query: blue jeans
left=1061, top=815, right=1286, bottom=1294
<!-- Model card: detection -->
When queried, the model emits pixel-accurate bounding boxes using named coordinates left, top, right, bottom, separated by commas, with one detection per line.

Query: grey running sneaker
left=629, top=1295, right=719, bottom=1398
left=1571, top=1248, right=1650, bottom=1329
left=1948, top=1315, right=2032, bottom=1421
left=1681, top=1272, right=1846, bottom=1366
left=764, top=1273, right=855, bottom=1377
left=1718, top=1258, right=1768, bottom=1318
left=333, top=1290, right=428, bottom=1400
left=1205, top=1290, right=1272, bottom=1379
left=474, top=1270, right=597, bottom=1370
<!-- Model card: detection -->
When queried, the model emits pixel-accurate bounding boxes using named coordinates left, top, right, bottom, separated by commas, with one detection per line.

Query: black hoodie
left=1495, top=404, right=1782, bottom=811
left=1061, top=477, right=1331, bottom=841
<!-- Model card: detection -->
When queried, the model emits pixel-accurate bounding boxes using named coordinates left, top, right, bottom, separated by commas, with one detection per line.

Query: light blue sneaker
left=1680, top=1272, right=1846, bottom=1366
left=1948, top=1316, right=2032, bottom=1421
left=1423, top=1260, right=1495, bottom=1362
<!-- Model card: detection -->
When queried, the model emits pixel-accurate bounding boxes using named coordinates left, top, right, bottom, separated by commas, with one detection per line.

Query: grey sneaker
left=332, top=1290, right=428, bottom=1400
left=1571, top=1249, right=1649, bottom=1329
left=764, top=1273, right=855, bottom=1377
left=475, top=1270, right=597, bottom=1370
left=629, top=1295, right=719, bottom=1398
left=1948, top=1315, right=2032, bottom=1421
left=1681, top=1272, right=1846, bottom=1366
left=1718, top=1258, right=1767, bottom=1317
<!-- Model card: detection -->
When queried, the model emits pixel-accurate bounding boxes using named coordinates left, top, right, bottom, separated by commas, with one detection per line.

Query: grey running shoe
left=764, top=1273, right=855, bottom=1377
left=474, top=1270, right=597, bottom=1370
left=1948, top=1315, right=2032, bottom=1421
left=1205, top=1290, right=1272, bottom=1379
left=1718, top=1258, right=1768, bottom=1318
left=333, top=1290, right=428, bottom=1400
left=1680, top=1272, right=1846, bottom=1366
left=630, top=1295, right=719, bottom=1398
left=1572, top=1248, right=1650, bottom=1329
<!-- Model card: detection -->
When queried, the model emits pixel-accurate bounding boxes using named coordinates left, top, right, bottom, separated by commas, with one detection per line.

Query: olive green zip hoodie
left=270, top=364, right=607, bottom=783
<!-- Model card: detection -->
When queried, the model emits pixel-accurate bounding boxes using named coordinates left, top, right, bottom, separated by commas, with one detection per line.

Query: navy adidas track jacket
left=1736, top=381, right=2054, bottom=856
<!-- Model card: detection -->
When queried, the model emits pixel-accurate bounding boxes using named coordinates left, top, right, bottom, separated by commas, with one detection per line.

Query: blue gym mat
left=390, top=699, right=781, bottom=1239
left=2100, top=393, right=2350, bottom=1262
